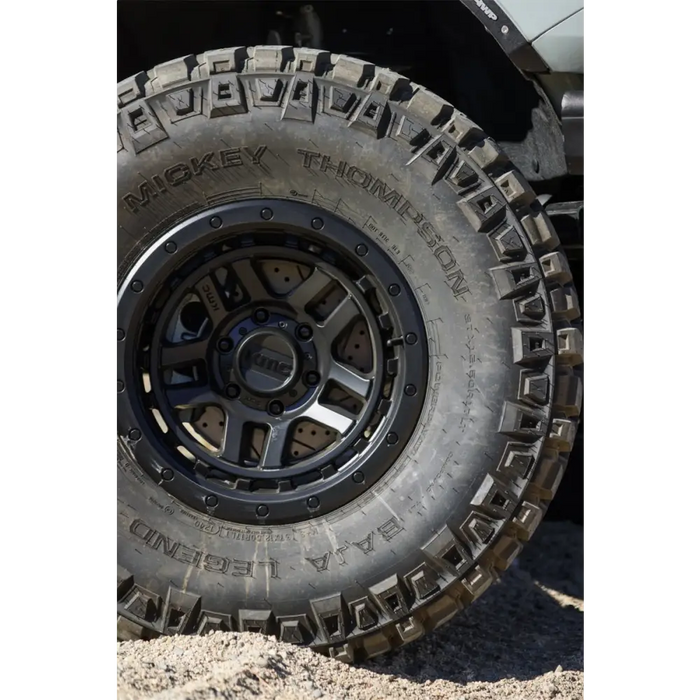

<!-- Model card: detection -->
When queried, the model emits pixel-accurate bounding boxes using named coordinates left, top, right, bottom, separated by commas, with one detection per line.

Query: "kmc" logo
left=250, top=351, right=292, bottom=378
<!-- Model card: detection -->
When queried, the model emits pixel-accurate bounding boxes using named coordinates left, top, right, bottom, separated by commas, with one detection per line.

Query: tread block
left=495, top=170, right=535, bottom=206
left=496, top=443, right=537, bottom=483
left=554, top=370, right=583, bottom=416
left=117, top=72, right=148, bottom=108
left=251, top=45, right=293, bottom=72
left=551, top=286, right=581, bottom=321
left=547, top=418, right=577, bottom=452
left=445, top=155, right=480, bottom=195
left=332, top=54, right=374, bottom=87
left=310, top=594, right=349, bottom=643
left=238, top=609, right=274, bottom=634
left=204, top=47, right=246, bottom=74
left=406, top=563, right=441, bottom=600
left=458, top=187, right=507, bottom=232
left=328, top=643, right=355, bottom=663
left=163, top=586, right=202, bottom=634
left=490, top=535, right=522, bottom=571
left=123, top=585, right=161, bottom=624
left=117, top=566, right=133, bottom=600
left=350, top=597, right=379, bottom=631
left=207, top=76, right=247, bottom=117
left=349, top=94, right=391, bottom=137
left=444, top=113, right=480, bottom=144
left=121, top=102, right=169, bottom=154
left=467, top=137, right=507, bottom=172
left=556, top=327, right=584, bottom=365
left=321, top=83, right=362, bottom=117
left=509, top=501, right=544, bottom=540
left=196, top=610, right=234, bottom=635
left=521, top=212, right=560, bottom=250
left=277, top=614, right=314, bottom=645
left=526, top=450, right=564, bottom=500
left=471, top=474, right=519, bottom=518
left=459, top=511, right=499, bottom=556
left=512, top=328, right=555, bottom=365
left=514, top=294, right=546, bottom=323
left=519, top=371, right=550, bottom=405
left=408, top=135, right=456, bottom=183
left=459, top=564, right=494, bottom=602
left=540, top=252, right=573, bottom=285
left=360, top=631, right=392, bottom=658
left=162, top=87, right=203, bottom=122
left=241, top=76, right=290, bottom=107
left=423, top=526, right=472, bottom=574
left=369, top=574, right=411, bottom=619
left=154, top=55, right=199, bottom=89
left=490, top=224, right=526, bottom=260
left=281, top=75, right=316, bottom=121
left=490, top=262, right=541, bottom=300
left=423, top=594, right=461, bottom=631
left=407, top=88, right=449, bottom=123
left=397, top=616, right=424, bottom=644
left=498, top=401, right=546, bottom=441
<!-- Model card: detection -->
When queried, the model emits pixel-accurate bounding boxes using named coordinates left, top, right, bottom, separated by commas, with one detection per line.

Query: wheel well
left=118, top=0, right=568, bottom=183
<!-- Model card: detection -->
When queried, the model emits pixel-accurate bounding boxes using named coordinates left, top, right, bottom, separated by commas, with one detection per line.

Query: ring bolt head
left=405, top=332, right=418, bottom=345
left=217, top=337, right=234, bottom=353
left=225, top=383, right=241, bottom=399
left=257, top=504, right=269, bottom=517
left=296, top=324, right=313, bottom=341
left=386, top=432, right=399, bottom=445
left=404, top=384, right=417, bottom=396
left=254, top=308, right=269, bottom=324
left=307, top=496, right=320, bottom=509
left=268, top=400, right=284, bottom=416
left=161, top=469, right=174, bottom=481
left=205, top=495, right=218, bottom=507
left=388, top=284, right=401, bottom=296
left=305, top=371, right=320, bottom=387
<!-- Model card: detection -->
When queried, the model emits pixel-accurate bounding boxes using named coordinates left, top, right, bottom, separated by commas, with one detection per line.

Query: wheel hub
left=117, top=200, right=429, bottom=524
left=234, top=328, right=298, bottom=394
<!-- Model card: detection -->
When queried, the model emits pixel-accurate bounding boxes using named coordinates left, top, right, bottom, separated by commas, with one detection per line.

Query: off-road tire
left=117, top=46, right=583, bottom=661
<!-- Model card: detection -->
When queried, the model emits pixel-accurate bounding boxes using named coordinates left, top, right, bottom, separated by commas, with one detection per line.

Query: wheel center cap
left=234, top=329, right=298, bottom=395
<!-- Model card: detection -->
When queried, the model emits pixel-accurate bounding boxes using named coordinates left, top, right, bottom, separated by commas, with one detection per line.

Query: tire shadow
left=363, top=522, right=583, bottom=683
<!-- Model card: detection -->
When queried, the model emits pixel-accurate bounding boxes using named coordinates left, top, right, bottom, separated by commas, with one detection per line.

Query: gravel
left=117, top=521, right=583, bottom=700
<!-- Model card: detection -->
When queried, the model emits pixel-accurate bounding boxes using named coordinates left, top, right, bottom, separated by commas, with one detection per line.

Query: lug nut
left=268, top=400, right=284, bottom=416
left=311, top=217, right=324, bottom=230
left=217, top=337, right=234, bottom=353
left=210, top=216, right=222, bottom=228
left=355, top=244, right=368, bottom=257
left=205, top=495, right=218, bottom=507
left=405, top=332, right=418, bottom=345
left=307, top=496, right=320, bottom=509
left=404, top=384, right=417, bottom=396
left=296, top=324, right=313, bottom=341
left=226, top=384, right=241, bottom=399
left=386, top=432, right=398, bottom=445
left=161, top=468, right=174, bottom=481
left=305, top=371, right=320, bottom=387
left=260, top=208, right=273, bottom=221
left=254, top=308, right=270, bottom=324
left=257, top=504, right=269, bottom=517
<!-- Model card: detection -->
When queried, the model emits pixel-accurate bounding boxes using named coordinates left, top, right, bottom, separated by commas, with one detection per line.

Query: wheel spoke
left=166, top=383, right=218, bottom=409
left=304, top=401, right=354, bottom=435
left=161, top=339, right=208, bottom=368
left=219, top=413, right=244, bottom=463
left=328, top=360, right=371, bottom=398
left=286, top=269, right=329, bottom=310
left=259, top=421, right=291, bottom=468
left=231, top=259, right=268, bottom=303
left=321, top=295, right=358, bottom=340
left=195, top=274, right=228, bottom=325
